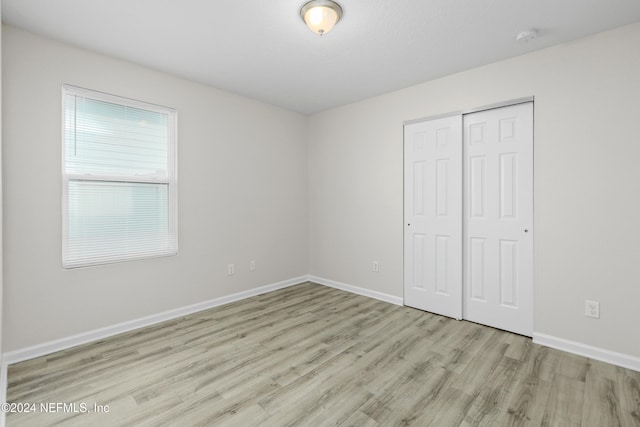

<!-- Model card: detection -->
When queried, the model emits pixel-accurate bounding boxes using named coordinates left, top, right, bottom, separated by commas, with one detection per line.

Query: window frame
left=61, top=84, right=178, bottom=269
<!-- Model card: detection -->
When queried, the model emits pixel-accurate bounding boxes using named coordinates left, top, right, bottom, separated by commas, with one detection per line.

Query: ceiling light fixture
left=300, top=0, right=343, bottom=36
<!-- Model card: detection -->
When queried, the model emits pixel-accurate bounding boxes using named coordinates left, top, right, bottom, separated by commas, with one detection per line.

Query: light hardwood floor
left=6, top=282, right=640, bottom=426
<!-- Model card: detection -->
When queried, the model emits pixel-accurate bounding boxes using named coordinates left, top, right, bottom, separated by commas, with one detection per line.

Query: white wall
left=308, top=22, right=640, bottom=359
left=4, top=19, right=640, bottom=365
left=2, top=25, right=308, bottom=352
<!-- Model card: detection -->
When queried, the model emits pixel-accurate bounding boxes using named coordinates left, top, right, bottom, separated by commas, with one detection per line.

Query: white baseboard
left=308, top=275, right=403, bottom=306
left=5, top=275, right=639, bottom=386
left=533, top=333, right=640, bottom=373
left=3, top=276, right=308, bottom=366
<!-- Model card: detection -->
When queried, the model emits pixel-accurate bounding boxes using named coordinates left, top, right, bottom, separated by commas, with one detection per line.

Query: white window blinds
left=62, top=85, right=178, bottom=268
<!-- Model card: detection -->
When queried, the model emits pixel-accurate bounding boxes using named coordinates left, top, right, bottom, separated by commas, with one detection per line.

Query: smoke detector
left=516, top=29, right=538, bottom=43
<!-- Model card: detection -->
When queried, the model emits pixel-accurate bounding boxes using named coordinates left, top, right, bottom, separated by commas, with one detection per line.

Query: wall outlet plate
left=227, top=264, right=235, bottom=276
left=372, top=261, right=379, bottom=272
left=585, top=300, right=600, bottom=318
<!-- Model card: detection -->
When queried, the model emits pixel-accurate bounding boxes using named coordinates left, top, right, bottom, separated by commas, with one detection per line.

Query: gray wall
left=308, top=22, right=640, bottom=358
left=2, top=25, right=308, bottom=352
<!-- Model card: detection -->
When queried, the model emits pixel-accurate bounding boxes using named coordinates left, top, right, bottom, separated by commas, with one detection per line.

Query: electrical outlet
left=227, top=264, right=235, bottom=276
left=372, top=261, right=379, bottom=272
left=249, top=260, right=256, bottom=271
left=585, top=300, right=600, bottom=318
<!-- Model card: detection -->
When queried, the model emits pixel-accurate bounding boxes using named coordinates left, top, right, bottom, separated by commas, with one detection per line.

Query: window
left=62, top=85, right=178, bottom=268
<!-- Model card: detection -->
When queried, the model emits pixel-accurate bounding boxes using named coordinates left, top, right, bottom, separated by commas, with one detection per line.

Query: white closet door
left=463, top=102, right=534, bottom=336
left=404, top=115, right=463, bottom=319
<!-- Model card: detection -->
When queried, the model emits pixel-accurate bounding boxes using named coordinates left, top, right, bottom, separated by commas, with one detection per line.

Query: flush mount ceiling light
left=300, top=0, right=343, bottom=36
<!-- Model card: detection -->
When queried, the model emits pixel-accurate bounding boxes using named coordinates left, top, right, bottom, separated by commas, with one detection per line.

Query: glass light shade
left=300, top=0, right=343, bottom=35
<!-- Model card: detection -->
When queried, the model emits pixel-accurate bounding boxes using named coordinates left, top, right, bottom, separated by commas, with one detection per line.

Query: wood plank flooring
left=6, top=282, right=640, bottom=426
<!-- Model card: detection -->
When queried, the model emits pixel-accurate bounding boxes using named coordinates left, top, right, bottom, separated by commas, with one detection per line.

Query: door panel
left=404, top=116, right=462, bottom=319
left=463, top=102, right=533, bottom=336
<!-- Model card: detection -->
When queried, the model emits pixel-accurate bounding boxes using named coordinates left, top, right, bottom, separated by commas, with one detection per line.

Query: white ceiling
left=3, top=0, right=640, bottom=114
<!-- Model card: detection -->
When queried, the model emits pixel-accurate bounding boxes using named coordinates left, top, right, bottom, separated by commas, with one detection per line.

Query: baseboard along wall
left=307, top=275, right=404, bottom=306
left=533, top=332, right=640, bottom=373
left=3, top=275, right=639, bottom=377
left=3, top=276, right=308, bottom=366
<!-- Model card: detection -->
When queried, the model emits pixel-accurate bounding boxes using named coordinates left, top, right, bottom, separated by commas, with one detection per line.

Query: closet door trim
left=403, top=96, right=534, bottom=127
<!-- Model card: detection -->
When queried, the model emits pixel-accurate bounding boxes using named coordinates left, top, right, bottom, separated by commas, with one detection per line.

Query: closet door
left=404, top=115, right=463, bottom=319
left=463, top=102, right=534, bottom=336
